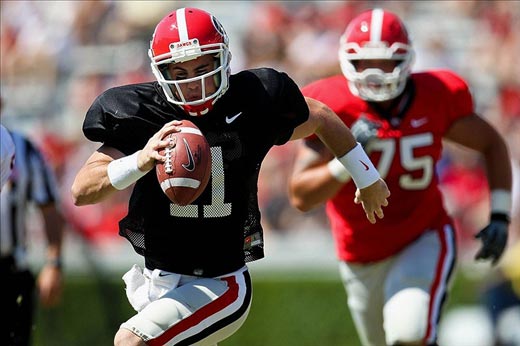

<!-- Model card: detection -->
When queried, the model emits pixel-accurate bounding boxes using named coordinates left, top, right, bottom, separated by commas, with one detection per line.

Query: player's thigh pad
left=384, top=226, right=456, bottom=345
left=121, top=266, right=252, bottom=346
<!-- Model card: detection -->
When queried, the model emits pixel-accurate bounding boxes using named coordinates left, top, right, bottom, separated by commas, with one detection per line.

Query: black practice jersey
left=83, top=68, right=309, bottom=277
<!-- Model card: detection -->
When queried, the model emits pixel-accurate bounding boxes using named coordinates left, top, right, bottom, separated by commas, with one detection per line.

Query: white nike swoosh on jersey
left=225, top=112, right=243, bottom=124
left=410, top=117, right=428, bottom=128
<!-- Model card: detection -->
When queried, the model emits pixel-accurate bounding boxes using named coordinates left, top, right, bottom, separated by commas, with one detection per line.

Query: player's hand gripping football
left=138, top=120, right=181, bottom=172
left=474, top=213, right=509, bottom=265
left=355, top=178, right=390, bottom=224
left=350, top=116, right=380, bottom=149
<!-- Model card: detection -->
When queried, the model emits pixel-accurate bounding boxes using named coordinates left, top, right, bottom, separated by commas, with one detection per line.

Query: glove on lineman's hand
left=475, top=213, right=509, bottom=265
left=350, top=116, right=380, bottom=148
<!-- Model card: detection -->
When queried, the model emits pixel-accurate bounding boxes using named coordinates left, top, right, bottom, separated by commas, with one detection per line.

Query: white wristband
left=327, top=158, right=351, bottom=183
left=491, top=189, right=512, bottom=216
left=107, top=151, right=149, bottom=190
left=336, top=143, right=380, bottom=189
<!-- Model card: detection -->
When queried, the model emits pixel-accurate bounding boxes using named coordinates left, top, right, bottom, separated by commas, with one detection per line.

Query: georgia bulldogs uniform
left=83, top=67, right=309, bottom=278
left=301, top=69, right=468, bottom=345
left=302, top=69, right=471, bottom=263
left=292, top=7, right=510, bottom=346
left=78, top=7, right=391, bottom=345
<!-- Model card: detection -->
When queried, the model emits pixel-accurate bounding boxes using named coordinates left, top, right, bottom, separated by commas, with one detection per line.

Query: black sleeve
left=81, top=87, right=147, bottom=155
left=250, top=68, right=310, bottom=145
left=82, top=90, right=116, bottom=146
left=272, top=71, right=309, bottom=128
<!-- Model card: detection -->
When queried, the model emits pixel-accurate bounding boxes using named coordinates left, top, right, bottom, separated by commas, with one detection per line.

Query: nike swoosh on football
left=225, top=112, right=243, bottom=124
left=181, top=138, right=195, bottom=171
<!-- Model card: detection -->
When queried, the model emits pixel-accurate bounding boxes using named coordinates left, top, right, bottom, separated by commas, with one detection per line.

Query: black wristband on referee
left=491, top=212, right=511, bottom=223
left=46, top=257, right=63, bottom=269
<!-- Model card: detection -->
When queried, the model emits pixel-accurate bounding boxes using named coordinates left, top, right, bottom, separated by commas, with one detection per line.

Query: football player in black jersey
left=71, top=7, right=390, bottom=346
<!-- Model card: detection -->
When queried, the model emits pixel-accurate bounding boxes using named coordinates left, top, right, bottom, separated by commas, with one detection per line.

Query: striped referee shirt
left=0, top=131, right=60, bottom=268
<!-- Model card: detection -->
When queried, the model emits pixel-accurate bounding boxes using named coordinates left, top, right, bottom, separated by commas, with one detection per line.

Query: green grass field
left=32, top=269, right=481, bottom=346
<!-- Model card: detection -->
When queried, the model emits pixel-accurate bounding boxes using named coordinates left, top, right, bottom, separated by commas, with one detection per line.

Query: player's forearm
left=484, top=139, right=512, bottom=192
left=71, top=161, right=117, bottom=205
left=317, top=119, right=358, bottom=158
left=41, top=205, right=65, bottom=249
left=446, top=114, right=512, bottom=192
left=290, top=164, right=344, bottom=211
left=303, top=97, right=358, bottom=157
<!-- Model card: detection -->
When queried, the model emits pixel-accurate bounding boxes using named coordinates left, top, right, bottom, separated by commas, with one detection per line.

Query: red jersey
left=302, top=70, right=473, bottom=263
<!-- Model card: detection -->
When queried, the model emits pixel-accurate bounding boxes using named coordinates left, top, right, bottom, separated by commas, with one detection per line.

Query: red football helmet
left=149, top=8, right=231, bottom=116
left=338, top=8, right=414, bottom=102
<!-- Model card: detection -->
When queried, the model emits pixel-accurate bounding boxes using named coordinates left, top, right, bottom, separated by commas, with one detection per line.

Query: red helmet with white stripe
left=149, top=8, right=231, bottom=116
left=339, top=8, right=414, bottom=102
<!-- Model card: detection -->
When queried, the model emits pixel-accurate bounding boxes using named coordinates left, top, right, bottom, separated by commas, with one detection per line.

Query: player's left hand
left=474, top=214, right=509, bottom=265
left=355, top=178, right=390, bottom=224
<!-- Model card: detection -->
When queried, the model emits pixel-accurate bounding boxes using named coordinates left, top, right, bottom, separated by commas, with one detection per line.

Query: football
left=156, top=120, right=211, bottom=205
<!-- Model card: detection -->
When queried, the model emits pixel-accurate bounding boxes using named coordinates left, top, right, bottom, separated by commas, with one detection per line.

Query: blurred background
left=1, top=1, right=519, bottom=345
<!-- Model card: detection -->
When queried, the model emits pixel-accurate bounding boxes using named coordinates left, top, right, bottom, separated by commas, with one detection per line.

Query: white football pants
left=121, top=265, right=251, bottom=345
left=339, top=225, right=456, bottom=346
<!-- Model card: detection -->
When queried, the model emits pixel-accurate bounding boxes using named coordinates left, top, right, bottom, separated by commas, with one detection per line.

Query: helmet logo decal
left=370, top=8, right=384, bottom=42
left=211, top=16, right=228, bottom=43
left=176, top=8, right=189, bottom=41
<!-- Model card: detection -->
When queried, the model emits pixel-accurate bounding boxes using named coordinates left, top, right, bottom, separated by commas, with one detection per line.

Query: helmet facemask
left=339, top=41, right=414, bottom=102
left=149, top=40, right=231, bottom=116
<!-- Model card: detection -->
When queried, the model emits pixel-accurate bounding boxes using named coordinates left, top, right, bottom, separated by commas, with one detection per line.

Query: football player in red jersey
left=289, top=8, right=512, bottom=346
left=70, top=7, right=389, bottom=346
